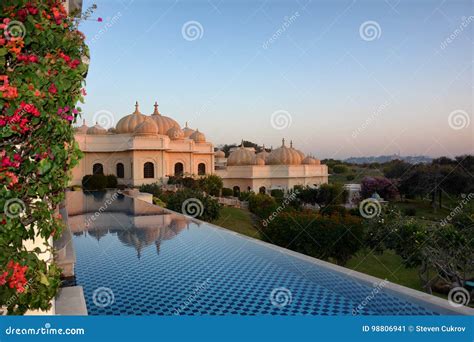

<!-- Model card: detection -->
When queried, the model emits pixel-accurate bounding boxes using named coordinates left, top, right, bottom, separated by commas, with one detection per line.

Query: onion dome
left=190, top=129, right=206, bottom=143
left=267, top=138, right=303, bottom=165
left=302, top=156, right=318, bottom=165
left=134, top=117, right=159, bottom=135
left=255, top=157, right=265, bottom=165
left=75, top=119, right=88, bottom=134
left=87, top=122, right=107, bottom=135
left=182, top=121, right=195, bottom=138
left=290, top=140, right=305, bottom=159
left=116, top=101, right=149, bottom=134
left=215, top=149, right=225, bottom=158
left=227, top=141, right=256, bottom=166
left=257, top=144, right=270, bottom=162
left=167, top=126, right=184, bottom=140
left=150, top=101, right=180, bottom=135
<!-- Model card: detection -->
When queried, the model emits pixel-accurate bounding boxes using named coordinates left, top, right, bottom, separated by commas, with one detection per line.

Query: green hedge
left=248, top=193, right=278, bottom=219
left=166, top=189, right=221, bottom=221
left=263, top=212, right=363, bottom=265
left=222, top=187, right=233, bottom=197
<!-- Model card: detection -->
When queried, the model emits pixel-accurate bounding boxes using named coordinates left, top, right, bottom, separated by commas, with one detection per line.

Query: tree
left=0, top=1, right=89, bottom=314
left=166, top=189, right=221, bottom=221
left=198, top=174, right=223, bottom=196
left=360, top=176, right=399, bottom=200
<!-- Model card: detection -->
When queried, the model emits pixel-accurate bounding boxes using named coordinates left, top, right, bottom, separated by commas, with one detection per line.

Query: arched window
left=116, top=163, right=124, bottom=178
left=174, top=162, right=184, bottom=176
left=198, top=163, right=206, bottom=175
left=233, top=186, right=240, bottom=197
left=93, top=163, right=103, bottom=175
left=259, top=186, right=266, bottom=194
left=143, top=162, right=154, bottom=178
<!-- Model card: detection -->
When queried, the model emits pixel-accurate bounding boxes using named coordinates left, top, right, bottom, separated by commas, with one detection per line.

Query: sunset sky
left=78, top=0, right=472, bottom=159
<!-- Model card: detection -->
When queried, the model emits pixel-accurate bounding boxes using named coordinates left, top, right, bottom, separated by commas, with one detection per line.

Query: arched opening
left=174, top=162, right=184, bottom=176
left=92, top=163, right=103, bottom=175
left=233, top=186, right=240, bottom=197
left=259, top=186, right=266, bottom=194
left=198, top=163, right=206, bottom=175
left=116, top=163, right=124, bottom=178
left=143, top=162, right=154, bottom=178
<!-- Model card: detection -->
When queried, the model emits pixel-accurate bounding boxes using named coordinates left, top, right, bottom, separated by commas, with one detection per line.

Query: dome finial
left=134, top=101, right=139, bottom=113
left=290, top=140, right=293, bottom=148
left=185, top=121, right=188, bottom=128
left=82, top=118, right=86, bottom=125
left=153, top=101, right=160, bottom=115
left=282, top=138, right=285, bottom=147
left=241, top=139, right=245, bottom=148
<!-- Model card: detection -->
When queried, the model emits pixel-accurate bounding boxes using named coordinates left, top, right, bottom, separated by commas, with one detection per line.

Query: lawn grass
left=392, top=199, right=451, bottom=221
left=212, top=206, right=261, bottom=239
left=345, top=249, right=423, bottom=291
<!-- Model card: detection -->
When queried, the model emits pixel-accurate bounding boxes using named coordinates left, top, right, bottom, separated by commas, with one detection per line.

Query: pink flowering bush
left=0, top=0, right=89, bottom=314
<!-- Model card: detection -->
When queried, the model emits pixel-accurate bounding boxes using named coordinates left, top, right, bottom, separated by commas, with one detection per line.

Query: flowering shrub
left=0, top=0, right=88, bottom=314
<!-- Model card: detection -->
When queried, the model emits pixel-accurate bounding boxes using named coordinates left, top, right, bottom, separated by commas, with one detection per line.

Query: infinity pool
left=66, top=191, right=445, bottom=316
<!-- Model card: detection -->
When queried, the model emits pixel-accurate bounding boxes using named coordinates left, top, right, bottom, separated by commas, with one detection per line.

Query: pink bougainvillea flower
left=98, top=17, right=103, bottom=22
left=48, top=83, right=57, bottom=94
left=81, top=88, right=87, bottom=96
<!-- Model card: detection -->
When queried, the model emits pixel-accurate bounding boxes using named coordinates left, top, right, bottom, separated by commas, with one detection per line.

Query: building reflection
left=67, top=191, right=197, bottom=258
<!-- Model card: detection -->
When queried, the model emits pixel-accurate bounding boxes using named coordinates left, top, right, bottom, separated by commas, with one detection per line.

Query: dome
left=267, top=139, right=303, bottom=165
left=134, top=117, right=159, bottom=135
left=75, top=119, right=88, bottom=134
left=257, top=144, right=270, bottom=161
left=167, top=126, right=184, bottom=140
left=87, top=122, right=107, bottom=135
left=182, top=122, right=195, bottom=138
left=255, top=157, right=265, bottom=165
left=190, top=129, right=206, bottom=143
left=150, top=102, right=180, bottom=135
left=116, top=102, right=149, bottom=134
left=302, top=156, right=320, bottom=165
left=227, top=141, right=256, bottom=166
left=290, top=140, right=305, bottom=159
left=215, top=150, right=225, bottom=158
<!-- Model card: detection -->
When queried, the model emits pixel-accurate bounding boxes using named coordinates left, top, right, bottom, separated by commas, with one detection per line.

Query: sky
left=78, top=0, right=473, bottom=159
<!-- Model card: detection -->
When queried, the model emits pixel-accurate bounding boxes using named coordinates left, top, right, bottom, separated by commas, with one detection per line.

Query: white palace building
left=71, top=101, right=328, bottom=193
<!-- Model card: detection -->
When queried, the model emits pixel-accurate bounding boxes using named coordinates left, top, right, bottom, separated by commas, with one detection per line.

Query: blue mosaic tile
left=68, top=191, right=440, bottom=316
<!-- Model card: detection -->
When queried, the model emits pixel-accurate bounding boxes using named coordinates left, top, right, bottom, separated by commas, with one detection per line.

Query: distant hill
left=344, top=155, right=432, bottom=165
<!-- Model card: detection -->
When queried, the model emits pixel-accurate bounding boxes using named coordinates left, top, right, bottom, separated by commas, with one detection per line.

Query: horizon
left=78, top=0, right=472, bottom=159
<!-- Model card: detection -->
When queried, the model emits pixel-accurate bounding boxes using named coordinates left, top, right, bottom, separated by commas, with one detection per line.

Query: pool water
left=67, top=191, right=439, bottom=316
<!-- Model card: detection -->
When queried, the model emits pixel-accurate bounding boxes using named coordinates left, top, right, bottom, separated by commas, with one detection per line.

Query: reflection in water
left=66, top=190, right=197, bottom=259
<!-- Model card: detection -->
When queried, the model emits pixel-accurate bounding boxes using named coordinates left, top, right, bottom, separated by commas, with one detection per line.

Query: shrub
left=199, top=174, right=223, bottom=196
left=346, top=174, right=355, bottom=181
left=270, top=189, right=284, bottom=199
left=105, top=174, right=117, bottom=188
left=239, top=191, right=253, bottom=201
left=332, top=164, right=349, bottom=174
left=139, top=182, right=163, bottom=198
left=221, top=187, right=233, bottom=197
left=0, top=0, right=90, bottom=314
left=317, top=183, right=348, bottom=206
left=248, top=193, right=278, bottom=219
left=360, top=176, right=399, bottom=200
left=264, top=212, right=363, bottom=265
left=319, top=205, right=349, bottom=217
left=166, top=189, right=221, bottom=221
left=82, top=174, right=107, bottom=191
